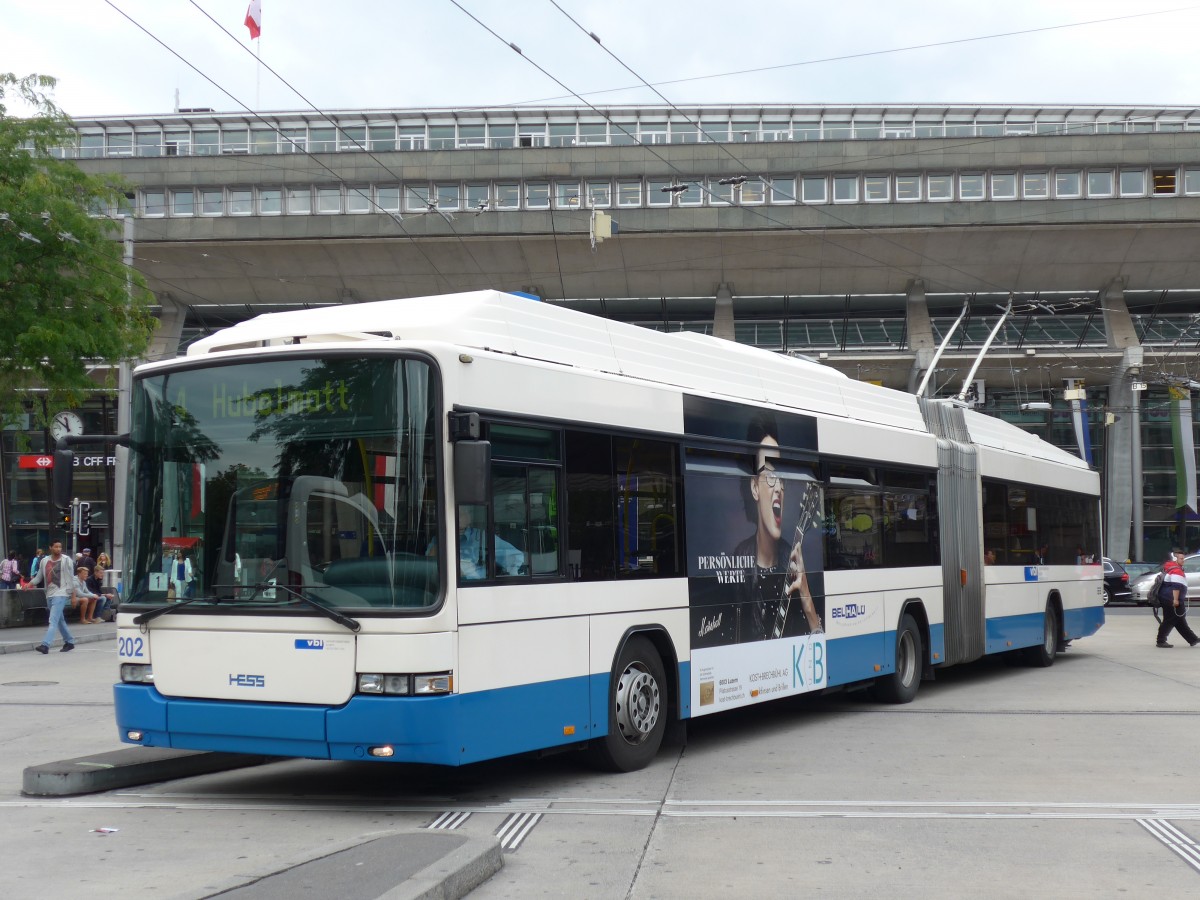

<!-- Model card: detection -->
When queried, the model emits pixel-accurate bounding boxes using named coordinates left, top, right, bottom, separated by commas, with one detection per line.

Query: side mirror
left=52, top=448, right=74, bottom=509
left=454, top=441, right=491, bottom=506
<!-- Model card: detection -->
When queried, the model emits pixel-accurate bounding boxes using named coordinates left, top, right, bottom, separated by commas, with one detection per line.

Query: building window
left=670, top=122, right=698, bottom=144
left=639, top=122, right=668, bottom=144
left=316, top=187, right=342, bottom=214
left=428, top=125, right=455, bottom=150
left=251, top=129, right=277, bottom=154
left=648, top=179, right=675, bottom=206
left=220, top=128, right=249, bottom=154
left=769, top=177, right=796, bottom=204
left=699, top=120, right=728, bottom=142
left=228, top=189, right=253, bottom=215
left=170, top=189, right=194, bottom=217
left=286, top=187, right=311, bottom=215
left=1022, top=172, right=1049, bottom=199
left=279, top=128, right=306, bottom=153
left=518, top=125, right=546, bottom=148
left=833, top=175, right=858, bottom=202
left=587, top=180, right=612, bottom=208
left=1182, top=169, right=1200, bottom=195
left=193, top=131, right=219, bottom=155
left=741, top=179, right=765, bottom=204
left=959, top=173, right=985, bottom=200
left=864, top=175, right=890, bottom=202
left=1087, top=170, right=1114, bottom=197
left=368, top=125, right=396, bottom=151
left=679, top=180, right=704, bottom=206
left=141, top=190, right=166, bottom=217
left=376, top=186, right=400, bottom=212
left=136, top=131, right=162, bottom=157
left=346, top=186, right=372, bottom=213
left=525, top=182, right=550, bottom=209
left=338, top=126, right=366, bottom=151
left=456, top=125, right=485, bottom=148
left=549, top=123, right=577, bottom=147
left=258, top=188, right=282, bottom=215
left=927, top=174, right=954, bottom=201
left=1055, top=171, right=1082, bottom=198
left=436, top=183, right=460, bottom=211
left=107, top=131, right=133, bottom=156
left=702, top=178, right=731, bottom=206
left=555, top=181, right=582, bottom=208
left=78, top=133, right=104, bottom=158
left=488, top=124, right=515, bottom=149
left=801, top=176, right=827, bottom=203
left=1153, top=168, right=1178, bottom=195
left=1119, top=169, right=1147, bottom=196
left=406, top=185, right=431, bottom=212
left=895, top=174, right=921, bottom=201
left=609, top=179, right=638, bottom=207
left=991, top=173, right=1018, bottom=200
left=578, top=123, right=607, bottom=145
left=306, top=127, right=334, bottom=153
left=200, top=189, right=224, bottom=216
left=397, top=126, right=425, bottom=150
left=465, top=183, right=490, bottom=212
left=495, top=183, right=520, bottom=209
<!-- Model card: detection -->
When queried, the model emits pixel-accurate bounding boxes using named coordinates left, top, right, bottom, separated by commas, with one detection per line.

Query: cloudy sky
left=4, top=0, right=1200, bottom=118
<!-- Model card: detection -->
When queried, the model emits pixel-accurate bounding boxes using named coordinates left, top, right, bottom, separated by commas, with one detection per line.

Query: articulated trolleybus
left=101, top=290, right=1102, bottom=772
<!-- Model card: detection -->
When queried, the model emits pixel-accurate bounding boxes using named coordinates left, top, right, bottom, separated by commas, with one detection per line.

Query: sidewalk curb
left=22, top=746, right=269, bottom=796
left=377, top=835, right=504, bottom=900
left=0, top=629, right=115, bottom=654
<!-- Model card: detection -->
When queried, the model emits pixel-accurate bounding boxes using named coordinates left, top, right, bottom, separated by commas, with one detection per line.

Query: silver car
left=1130, top=554, right=1200, bottom=605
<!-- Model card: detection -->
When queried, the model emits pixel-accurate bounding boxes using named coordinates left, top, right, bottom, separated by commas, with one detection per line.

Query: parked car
left=1102, top=558, right=1133, bottom=606
left=1130, top=554, right=1200, bottom=606
left=1122, top=561, right=1158, bottom=581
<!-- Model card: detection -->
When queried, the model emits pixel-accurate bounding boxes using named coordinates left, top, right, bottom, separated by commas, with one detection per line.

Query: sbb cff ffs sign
left=17, top=454, right=116, bottom=469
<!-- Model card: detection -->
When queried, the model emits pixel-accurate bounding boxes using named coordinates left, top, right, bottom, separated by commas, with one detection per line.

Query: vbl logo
left=229, top=674, right=265, bottom=687
left=295, top=639, right=324, bottom=650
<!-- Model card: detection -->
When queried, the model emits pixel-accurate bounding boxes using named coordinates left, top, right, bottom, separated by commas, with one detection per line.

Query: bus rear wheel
left=872, top=613, right=922, bottom=704
left=1026, top=602, right=1058, bottom=667
left=587, top=636, right=667, bottom=772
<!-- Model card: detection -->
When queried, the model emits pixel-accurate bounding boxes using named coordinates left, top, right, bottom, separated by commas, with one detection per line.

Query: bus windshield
left=123, top=355, right=440, bottom=612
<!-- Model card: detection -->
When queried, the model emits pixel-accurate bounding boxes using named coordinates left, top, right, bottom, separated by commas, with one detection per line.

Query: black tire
left=587, top=636, right=667, bottom=772
left=872, top=613, right=922, bottom=704
left=1102, top=584, right=1113, bottom=607
left=1026, top=602, right=1058, bottom=667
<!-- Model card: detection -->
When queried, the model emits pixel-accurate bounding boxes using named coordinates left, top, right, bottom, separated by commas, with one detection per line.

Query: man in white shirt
left=25, top=541, right=76, bottom=654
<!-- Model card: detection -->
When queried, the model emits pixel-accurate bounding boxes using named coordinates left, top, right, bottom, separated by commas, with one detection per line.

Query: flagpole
left=255, top=37, right=260, bottom=110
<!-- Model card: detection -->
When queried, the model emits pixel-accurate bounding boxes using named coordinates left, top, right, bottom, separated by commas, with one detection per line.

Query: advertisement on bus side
left=683, top=397, right=827, bottom=715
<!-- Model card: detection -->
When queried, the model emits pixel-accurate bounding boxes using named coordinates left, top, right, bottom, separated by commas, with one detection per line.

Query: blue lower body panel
left=985, top=605, right=1105, bottom=655
left=115, top=660, right=694, bottom=765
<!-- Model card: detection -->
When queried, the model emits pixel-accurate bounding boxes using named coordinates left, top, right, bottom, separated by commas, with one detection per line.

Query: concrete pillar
left=1101, top=277, right=1140, bottom=349
left=146, top=293, right=188, bottom=361
left=905, top=280, right=937, bottom=393
left=713, top=283, right=735, bottom=341
left=1104, top=346, right=1144, bottom=562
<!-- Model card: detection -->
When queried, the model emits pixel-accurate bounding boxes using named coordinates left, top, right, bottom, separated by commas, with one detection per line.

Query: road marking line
left=496, top=812, right=542, bottom=851
left=427, top=810, right=472, bottom=830
left=1138, top=819, right=1200, bottom=874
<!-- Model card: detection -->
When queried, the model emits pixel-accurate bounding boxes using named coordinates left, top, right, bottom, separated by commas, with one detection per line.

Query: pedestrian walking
left=24, top=541, right=76, bottom=654
left=0, top=552, right=19, bottom=589
left=1157, top=547, right=1199, bottom=648
left=29, top=548, right=44, bottom=581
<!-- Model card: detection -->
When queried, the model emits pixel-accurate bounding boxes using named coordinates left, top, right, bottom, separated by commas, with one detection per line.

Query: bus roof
left=180, top=290, right=1090, bottom=473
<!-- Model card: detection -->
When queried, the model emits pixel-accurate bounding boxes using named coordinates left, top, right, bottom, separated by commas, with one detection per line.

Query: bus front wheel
left=872, top=613, right=922, bottom=704
left=588, top=636, right=667, bottom=772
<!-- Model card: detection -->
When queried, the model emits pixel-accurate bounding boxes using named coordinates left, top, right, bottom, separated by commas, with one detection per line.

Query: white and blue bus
left=103, top=290, right=1103, bottom=771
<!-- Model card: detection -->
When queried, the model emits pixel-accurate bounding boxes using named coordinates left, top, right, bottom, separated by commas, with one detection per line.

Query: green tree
left=0, top=73, right=155, bottom=425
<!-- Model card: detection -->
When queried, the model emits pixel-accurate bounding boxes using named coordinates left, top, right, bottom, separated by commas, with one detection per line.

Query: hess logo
left=228, top=674, right=266, bottom=688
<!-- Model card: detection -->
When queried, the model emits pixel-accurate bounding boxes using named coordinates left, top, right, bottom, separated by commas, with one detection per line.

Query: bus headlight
left=356, top=673, right=452, bottom=695
left=120, top=664, right=154, bottom=684
left=413, top=672, right=453, bottom=695
left=357, top=673, right=412, bottom=695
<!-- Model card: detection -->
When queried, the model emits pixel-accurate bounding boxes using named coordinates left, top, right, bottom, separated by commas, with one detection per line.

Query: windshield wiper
left=132, top=593, right=217, bottom=627
left=264, top=581, right=361, bottom=633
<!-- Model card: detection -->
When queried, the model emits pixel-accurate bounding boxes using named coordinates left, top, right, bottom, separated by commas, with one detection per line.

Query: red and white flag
left=245, top=0, right=262, bottom=39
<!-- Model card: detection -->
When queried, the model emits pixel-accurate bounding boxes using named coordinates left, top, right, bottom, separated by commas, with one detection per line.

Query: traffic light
left=77, top=501, right=91, bottom=536
left=58, top=507, right=72, bottom=531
